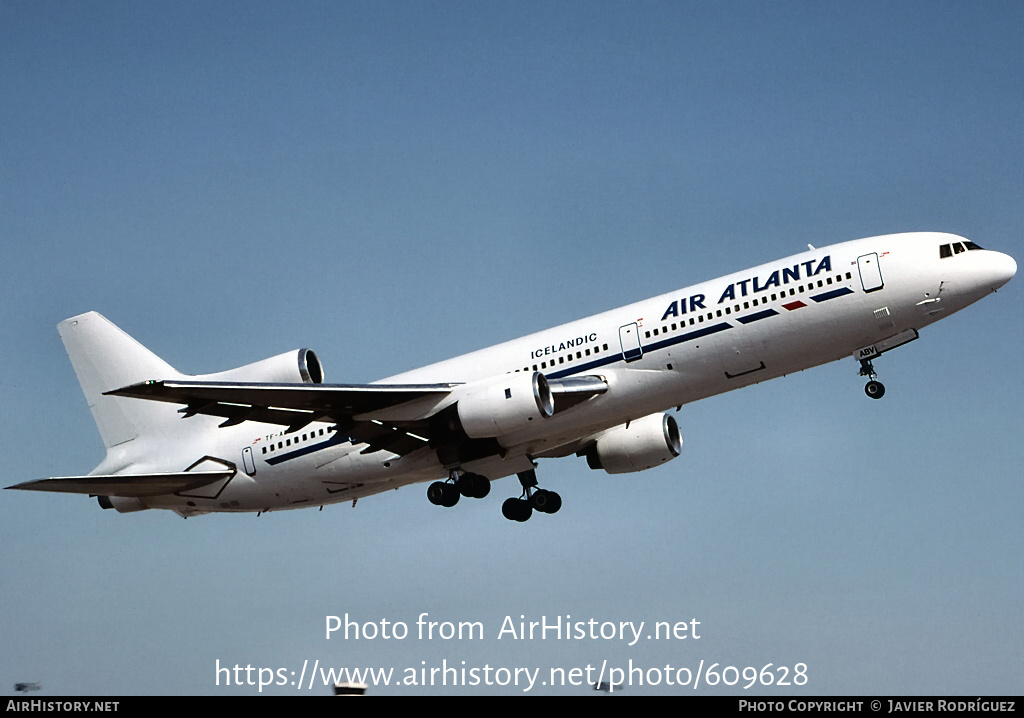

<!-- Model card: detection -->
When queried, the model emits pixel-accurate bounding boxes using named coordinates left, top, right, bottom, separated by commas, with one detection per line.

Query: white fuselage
left=123, top=232, right=1014, bottom=516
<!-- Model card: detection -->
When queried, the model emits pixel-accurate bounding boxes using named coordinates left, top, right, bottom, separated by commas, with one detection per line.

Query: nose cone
left=988, top=251, right=1017, bottom=291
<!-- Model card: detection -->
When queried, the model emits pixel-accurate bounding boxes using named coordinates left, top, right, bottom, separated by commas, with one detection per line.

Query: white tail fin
left=58, top=312, right=186, bottom=449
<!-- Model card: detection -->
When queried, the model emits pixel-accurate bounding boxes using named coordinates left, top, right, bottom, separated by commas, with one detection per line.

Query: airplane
left=6, top=232, right=1016, bottom=521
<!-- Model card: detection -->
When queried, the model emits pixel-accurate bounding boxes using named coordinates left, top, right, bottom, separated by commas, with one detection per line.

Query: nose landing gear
left=859, top=358, right=886, bottom=399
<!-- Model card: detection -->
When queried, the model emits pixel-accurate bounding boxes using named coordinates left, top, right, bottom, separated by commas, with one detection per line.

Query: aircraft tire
left=440, top=483, right=460, bottom=507
left=427, top=481, right=448, bottom=506
left=543, top=491, right=561, bottom=514
left=458, top=472, right=490, bottom=499
left=502, top=498, right=519, bottom=521
left=514, top=499, right=532, bottom=522
left=530, top=489, right=560, bottom=513
left=865, top=380, right=886, bottom=399
left=472, top=474, right=490, bottom=499
left=502, top=497, right=531, bottom=522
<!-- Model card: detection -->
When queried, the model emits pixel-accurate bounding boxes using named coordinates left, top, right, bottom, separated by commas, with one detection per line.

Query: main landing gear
left=427, top=468, right=561, bottom=521
left=501, top=469, right=561, bottom=523
left=859, top=358, right=886, bottom=399
left=426, top=470, right=490, bottom=508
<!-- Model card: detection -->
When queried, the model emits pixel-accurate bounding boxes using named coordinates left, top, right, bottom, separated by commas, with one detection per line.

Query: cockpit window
left=940, top=241, right=984, bottom=258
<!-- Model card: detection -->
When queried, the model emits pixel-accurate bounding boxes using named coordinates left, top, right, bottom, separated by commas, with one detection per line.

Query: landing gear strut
left=859, top=358, right=886, bottom=399
left=502, top=469, right=561, bottom=522
left=427, top=470, right=490, bottom=508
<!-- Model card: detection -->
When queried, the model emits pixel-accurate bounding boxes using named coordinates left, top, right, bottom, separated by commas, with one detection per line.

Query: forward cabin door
left=857, top=253, right=884, bottom=293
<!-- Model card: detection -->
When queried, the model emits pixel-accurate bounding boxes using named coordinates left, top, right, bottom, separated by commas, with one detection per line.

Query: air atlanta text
left=661, top=255, right=833, bottom=321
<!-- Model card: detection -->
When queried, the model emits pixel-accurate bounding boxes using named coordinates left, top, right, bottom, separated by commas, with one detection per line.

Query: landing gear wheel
left=530, top=489, right=562, bottom=514
left=427, top=481, right=460, bottom=507
left=502, top=497, right=532, bottom=522
left=865, top=380, right=886, bottom=399
left=427, top=481, right=447, bottom=506
left=441, top=483, right=460, bottom=507
left=457, top=472, right=490, bottom=499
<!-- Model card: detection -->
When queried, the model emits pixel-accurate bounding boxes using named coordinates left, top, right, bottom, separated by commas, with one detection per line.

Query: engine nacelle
left=97, top=495, right=149, bottom=513
left=196, top=348, right=324, bottom=384
left=456, top=372, right=554, bottom=439
left=585, top=413, right=683, bottom=474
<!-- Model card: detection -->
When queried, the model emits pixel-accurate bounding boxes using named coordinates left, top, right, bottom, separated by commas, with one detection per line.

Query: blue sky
left=2, top=1, right=1022, bottom=695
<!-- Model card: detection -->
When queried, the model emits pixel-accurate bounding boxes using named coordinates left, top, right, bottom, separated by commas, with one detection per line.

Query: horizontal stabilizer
left=5, top=470, right=234, bottom=497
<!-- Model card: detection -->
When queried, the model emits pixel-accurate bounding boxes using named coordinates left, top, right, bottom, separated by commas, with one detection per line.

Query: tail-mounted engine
left=196, top=348, right=324, bottom=384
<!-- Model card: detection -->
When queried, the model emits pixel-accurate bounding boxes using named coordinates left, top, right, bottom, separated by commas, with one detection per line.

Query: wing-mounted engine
left=583, top=412, right=683, bottom=474
left=455, top=372, right=554, bottom=439
left=196, top=348, right=324, bottom=384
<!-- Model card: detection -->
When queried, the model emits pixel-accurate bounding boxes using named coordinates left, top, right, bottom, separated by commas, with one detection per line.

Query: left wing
left=106, top=375, right=608, bottom=455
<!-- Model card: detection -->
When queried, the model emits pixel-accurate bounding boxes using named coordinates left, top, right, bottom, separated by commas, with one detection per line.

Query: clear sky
left=2, top=1, right=1022, bottom=696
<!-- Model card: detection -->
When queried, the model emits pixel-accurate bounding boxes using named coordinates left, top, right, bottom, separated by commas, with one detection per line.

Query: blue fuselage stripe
left=265, top=431, right=349, bottom=465
left=810, top=287, right=854, bottom=302
left=737, top=308, right=779, bottom=324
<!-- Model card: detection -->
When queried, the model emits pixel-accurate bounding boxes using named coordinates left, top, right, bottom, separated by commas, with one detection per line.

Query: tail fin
left=59, top=312, right=185, bottom=449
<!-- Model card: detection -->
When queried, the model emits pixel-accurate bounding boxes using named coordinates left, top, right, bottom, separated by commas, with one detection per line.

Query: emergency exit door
left=619, top=323, right=643, bottom=362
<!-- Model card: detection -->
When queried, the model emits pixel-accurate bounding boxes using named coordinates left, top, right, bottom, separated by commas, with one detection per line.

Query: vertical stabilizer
left=58, top=312, right=184, bottom=449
